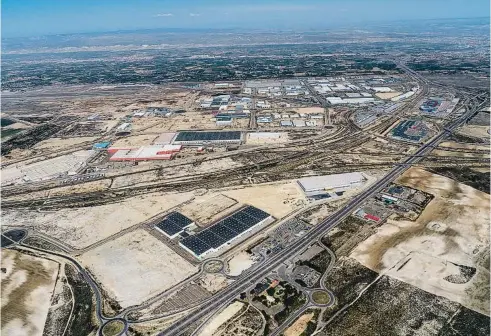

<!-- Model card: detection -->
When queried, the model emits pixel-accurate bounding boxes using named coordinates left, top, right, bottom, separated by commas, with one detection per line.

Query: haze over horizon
left=2, top=0, right=490, bottom=38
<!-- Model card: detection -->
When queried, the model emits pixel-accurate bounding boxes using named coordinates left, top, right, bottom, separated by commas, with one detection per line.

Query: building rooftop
left=298, top=172, right=365, bottom=192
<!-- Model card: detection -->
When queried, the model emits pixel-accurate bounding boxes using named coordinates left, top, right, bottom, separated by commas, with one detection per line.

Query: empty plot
left=199, top=301, right=244, bottom=336
left=111, top=134, right=158, bottom=147
left=33, top=137, right=97, bottom=150
left=180, top=194, right=238, bottom=226
left=351, top=168, right=490, bottom=314
left=79, top=229, right=198, bottom=308
left=1, top=250, right=59, bottom=336
left=222, top=182, right=304, bottom=218
left=2, top=191, right=194, bottom=249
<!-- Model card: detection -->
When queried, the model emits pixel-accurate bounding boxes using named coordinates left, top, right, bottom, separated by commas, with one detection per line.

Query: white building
left=297, top=172, right=365, bottom=199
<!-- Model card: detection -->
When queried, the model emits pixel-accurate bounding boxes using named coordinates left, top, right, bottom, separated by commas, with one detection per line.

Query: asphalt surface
left=158, top=91, right=483, bottom=336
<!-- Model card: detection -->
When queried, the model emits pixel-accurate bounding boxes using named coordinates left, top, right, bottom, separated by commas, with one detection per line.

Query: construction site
left=1, top=70, right=489, bottom=336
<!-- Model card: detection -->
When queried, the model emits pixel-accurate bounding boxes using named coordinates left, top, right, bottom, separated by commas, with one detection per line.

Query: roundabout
left=203, top=259, right=225, bottom=273
left=100, top=319, right=128, bottom=336
left=310, top=289, right=335, bottom=307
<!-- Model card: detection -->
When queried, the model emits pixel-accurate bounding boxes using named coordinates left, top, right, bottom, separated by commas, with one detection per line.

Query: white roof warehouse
left=297, top=172, right=365, bottom=198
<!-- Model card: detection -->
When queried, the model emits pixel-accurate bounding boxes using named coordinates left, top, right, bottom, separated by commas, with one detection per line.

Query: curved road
left=157, top=92, right=484, bottom=336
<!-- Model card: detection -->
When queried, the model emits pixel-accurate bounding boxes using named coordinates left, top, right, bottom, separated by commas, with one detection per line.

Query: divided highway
left=159, top=94, right=483, bottom=336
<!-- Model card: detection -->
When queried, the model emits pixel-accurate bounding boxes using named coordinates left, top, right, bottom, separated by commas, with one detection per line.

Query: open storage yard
left=1, top=150, right=94, bottom=185
left=79, top=229, right=198, bottom=308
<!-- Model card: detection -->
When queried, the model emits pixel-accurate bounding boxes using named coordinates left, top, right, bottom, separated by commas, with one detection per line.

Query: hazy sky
left=2, top=0, right=490, bottom=37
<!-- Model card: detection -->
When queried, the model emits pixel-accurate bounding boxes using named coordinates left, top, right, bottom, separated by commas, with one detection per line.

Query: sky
left=2, top=0, right=490, bottom=37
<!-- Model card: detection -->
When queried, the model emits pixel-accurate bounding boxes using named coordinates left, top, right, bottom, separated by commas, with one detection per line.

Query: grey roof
left=298, top=172, right=364, bottom=192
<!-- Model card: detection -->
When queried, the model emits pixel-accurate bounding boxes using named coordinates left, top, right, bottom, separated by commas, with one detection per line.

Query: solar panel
left=242, top=206, right=270, bottom=220
left=208, top=223, right=238, bottom=241
left=167, top=212, right=193, bottom=228
left=180, top=206, right=272, bottom=257
left=226, top=216, right=251, bottom=231
left=194, top=230, right=227, bottom=248
left=156, top=220, right=183, bottom=237
left=180, top=236, right=212, bottom=255
left=175, top=131, right=241, bottom=142
left=232, top=211, right=257, bottom=225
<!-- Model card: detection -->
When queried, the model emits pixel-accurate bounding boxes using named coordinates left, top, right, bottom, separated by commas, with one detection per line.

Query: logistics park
left=1, top=67, right=490, bottom=336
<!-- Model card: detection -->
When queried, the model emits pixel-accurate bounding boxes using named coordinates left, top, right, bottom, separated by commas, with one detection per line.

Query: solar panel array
left=155, top=212, right=193, bottom=237
left=180, top=206, right=271, bottom=257
left=174, top=131, right=241, bottom=142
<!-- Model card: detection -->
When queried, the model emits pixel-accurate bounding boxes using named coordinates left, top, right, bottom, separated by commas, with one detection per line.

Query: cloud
left=189, top=13, right=201, bottom=17
left=154, top=13, right=173, bottom=17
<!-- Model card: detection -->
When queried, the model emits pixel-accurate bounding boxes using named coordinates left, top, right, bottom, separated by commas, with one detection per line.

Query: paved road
left=158, top=92, right=482, bottom=336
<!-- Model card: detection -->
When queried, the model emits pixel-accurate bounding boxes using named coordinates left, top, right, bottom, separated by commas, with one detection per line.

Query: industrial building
left=215, top=116, right=233, bottom=126
left=297, top=172, right=365, bottom=200
left=109, top=145, right=181, bottom=161
left=179, top=205, right=274, bottom=259
left=155, top=212, right=195, bottom=239
left=391, top=91, right=415, bottom=102
left=172, top=131, right=243, bottom=146
left=326, top=97, right=375, bottom=105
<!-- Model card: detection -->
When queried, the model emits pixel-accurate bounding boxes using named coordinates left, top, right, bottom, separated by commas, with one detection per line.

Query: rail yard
left=2, top=57, right=490, bottom=336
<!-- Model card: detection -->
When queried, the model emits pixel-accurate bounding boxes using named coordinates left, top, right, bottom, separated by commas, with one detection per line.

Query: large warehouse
left=297, top=172, right=365, bottom=200
left=179, top=206, right=274, bottom=259
left=108, top=145, right=182, bottom=161
left=172, top=131, right=243, bottom=146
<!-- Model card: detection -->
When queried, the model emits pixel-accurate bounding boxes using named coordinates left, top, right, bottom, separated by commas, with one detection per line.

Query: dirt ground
left=199, top=301, right=244, bottom=336
left=246, top=132, right=290, bottom=145
left=110, top=158, right=244, bottom=189
left=111, top=134, right=159, bottom=147
left=198, top=273, right=231, bottom=294
left=6, top=179, right=112, bottom=201
left=432, top=149, right=489, bottom=158
left=79, top=229, right=198, bottom=308
left=457, top=125, right=490, bottom=139
left=33, top=137, right=98, bottom=150
left=222, top=181, right=304, bottom=219
left=227, top=251, right=256, bottom=276
left=284, top=312, right=314, bottom=336
left=438, top=141, right=489, bottom=151
left=143, top=113, right=230, bottom=132
left=179, top=193, right=238, bottom=226
left=1, top=249, right=59, bottom=336
left=2, top=191, right=194, bottom=249
left=350, top=167, right=490, bottom=315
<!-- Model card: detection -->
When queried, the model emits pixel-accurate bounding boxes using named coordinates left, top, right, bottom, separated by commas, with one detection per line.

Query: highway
left=158, top=92, right=484, bottom=336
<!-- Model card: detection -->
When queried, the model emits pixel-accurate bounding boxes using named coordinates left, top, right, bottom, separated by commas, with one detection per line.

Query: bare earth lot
left=1, top=250, right=59, bottom=336
left=2, top=191, right=194, bottom=249
left=351, top=167, right=490, bottom=314
left=179, top=193, right=238, bottom=226
left=222, top=181, right=304, bottom=219
left=33, top=136, right=98, bottom=150
left=199, top=301, right=244, bottom=336
left=79, top=229, right=198, bottom=308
